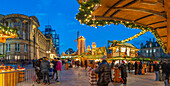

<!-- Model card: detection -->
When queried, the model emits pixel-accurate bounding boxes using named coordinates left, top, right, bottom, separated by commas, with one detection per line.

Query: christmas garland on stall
left=76, top=0, right=167, bottom=53
left=0, top=24, right=18, bottom=37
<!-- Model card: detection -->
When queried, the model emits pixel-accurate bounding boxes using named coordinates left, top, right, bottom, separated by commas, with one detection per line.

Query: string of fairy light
left=76, top=0, right=167, bottom=53
left=0, top=24, right=18, bottom=38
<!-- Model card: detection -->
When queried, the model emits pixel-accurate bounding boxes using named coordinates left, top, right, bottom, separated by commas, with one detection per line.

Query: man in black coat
left=154, top=61, right=160, bottom=81
left=95, top=55, right=112, bottom=86
left=119, top=61, right=127, bottom=85
left=134, top=60, right=138, bottom=75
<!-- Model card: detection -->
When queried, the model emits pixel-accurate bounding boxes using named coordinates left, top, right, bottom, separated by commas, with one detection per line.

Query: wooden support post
left=165, top=0, right=170, bottom=54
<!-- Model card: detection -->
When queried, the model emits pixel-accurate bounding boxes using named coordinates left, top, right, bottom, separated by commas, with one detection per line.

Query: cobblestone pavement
left=19, top=67, right=164, bottom=86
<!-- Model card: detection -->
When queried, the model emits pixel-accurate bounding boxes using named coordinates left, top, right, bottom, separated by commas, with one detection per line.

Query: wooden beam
left=156, top=26, right=167, bottom=29
left=122, top=0, right=138, bottom=7
left=103, top=0, right=124, bottom=17
left=134, top=14, right=154, bottom=22
left=110, top=10, right=120, bottom=17
left=106, top=7, right=166, bottom=18
left=160, top=35, right=167, bottom=37
left=147, top=21, right=166, bottom=25
left=95, top=16, right=152, bottom=28
left=107, top=0, right=138, bottom=17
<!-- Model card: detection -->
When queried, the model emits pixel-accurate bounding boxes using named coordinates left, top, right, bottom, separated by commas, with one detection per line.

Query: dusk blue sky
left=0, top=0, right=155, bottom=54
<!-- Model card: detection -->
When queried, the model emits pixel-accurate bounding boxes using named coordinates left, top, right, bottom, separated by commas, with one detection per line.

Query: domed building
left=0, top=14, right=56, bottom=62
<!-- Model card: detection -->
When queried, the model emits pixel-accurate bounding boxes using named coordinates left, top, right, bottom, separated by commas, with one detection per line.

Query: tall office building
left=42, top=25, right=59, bottom=56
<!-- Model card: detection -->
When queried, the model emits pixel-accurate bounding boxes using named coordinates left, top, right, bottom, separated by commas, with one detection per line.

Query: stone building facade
left=140, top=38, right=170, bottom=58
left=0, top=14, right=56, bottom=60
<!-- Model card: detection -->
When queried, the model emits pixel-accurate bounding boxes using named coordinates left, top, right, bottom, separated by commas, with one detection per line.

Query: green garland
left=0, top=24, right=18, bottom=37
left=76, top=0, right=167, bottom=53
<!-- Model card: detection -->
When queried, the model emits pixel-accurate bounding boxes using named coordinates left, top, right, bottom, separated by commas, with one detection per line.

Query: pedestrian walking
left=55, top=58, right=62, bottom=84
left=134, top=60, right=138, bottom=75
left=154, top=61, right=159, bottom=81
left=65, top=60, right=69, bottom=70
left=165, top=60, right=170, bottom=86
left=128, top=61, right=131, bottom=73
left=95, top=55, right=112, bottom=86
left=21, top=59, right=25, bottom=67
left=84, top=59, right=87, bottom=70
left=51, top=58, right=58, bottom=80
left=34, top=58, right=43, bottom=84
left=139, top=61, right=143, bottom=75
left=40, top=57, right=50, bottom=85
left=111, top=60, right=115, bottom=69
left=119, top=61, right=127, bottom=86
left=159, top=60, right=166, bottom=81
left=161, top=60, right=166, bottom=81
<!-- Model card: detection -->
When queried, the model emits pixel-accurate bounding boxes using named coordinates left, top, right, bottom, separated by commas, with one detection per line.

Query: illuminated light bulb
left=87, top=7, right=90, bottom=9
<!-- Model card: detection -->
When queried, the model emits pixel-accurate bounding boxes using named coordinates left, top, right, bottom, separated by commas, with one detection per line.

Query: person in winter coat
left=84, top=59, right=87, bottom=70
left=127, top=61, right=131, bottom=73
left=40, top=57, right=50, bottom=85
left=134, top=60, right=138, bottom=75
left=95, top=55, right=112, bottom=86
left=119, top=61, right=127, bottom=86
left=34, top=58, right=43, bottom=84
left=154, top=61, right=160, bottom=81
left=139, top=61, right=143, bottom=75
left=161, top=60, right=167, bottom=81
left=159, top=60, right=166, bottom=81
left=55, top=58, right=62, bottom=84
left=51, top=58, right=58, bottom=80
left=165, top=60, right=170, bottom=86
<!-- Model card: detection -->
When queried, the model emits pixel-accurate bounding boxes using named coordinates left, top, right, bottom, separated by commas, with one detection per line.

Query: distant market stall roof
left=76, top=0, right=169, bottom=54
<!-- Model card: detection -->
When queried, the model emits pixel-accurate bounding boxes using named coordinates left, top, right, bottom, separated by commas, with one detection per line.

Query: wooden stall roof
left=91, top=0, right=167, bottom=50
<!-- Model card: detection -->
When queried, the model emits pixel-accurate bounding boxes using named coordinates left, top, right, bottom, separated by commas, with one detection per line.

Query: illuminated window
left=154, top=49, right=156, bottom=52
left=150, top=49, right=152, bottom=53
left=116, top=48, right=119, bottom=52
left=146, top=50, right=148, bottom=53
left=121, top=47, right=126, bottom=52
left=150, top=44, right=152, bottom=47
left=6, top=43, right=10, bottom=52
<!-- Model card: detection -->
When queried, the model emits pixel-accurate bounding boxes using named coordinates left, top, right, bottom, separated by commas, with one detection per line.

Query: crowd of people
left=31, top=56, right=170, bottom=86
left=84, top=56, right=170, bottom=86
left=33, top=57, right=62, bottom=85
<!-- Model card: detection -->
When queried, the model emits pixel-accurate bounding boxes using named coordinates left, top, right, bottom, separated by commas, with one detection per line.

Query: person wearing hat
left=40, top=57, right=50, bottom=85
left=95, top=55, right=112, bottom=86
left=154, top=61, right=160, bottom=81
left=119, top=60, right=127, bottom=86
